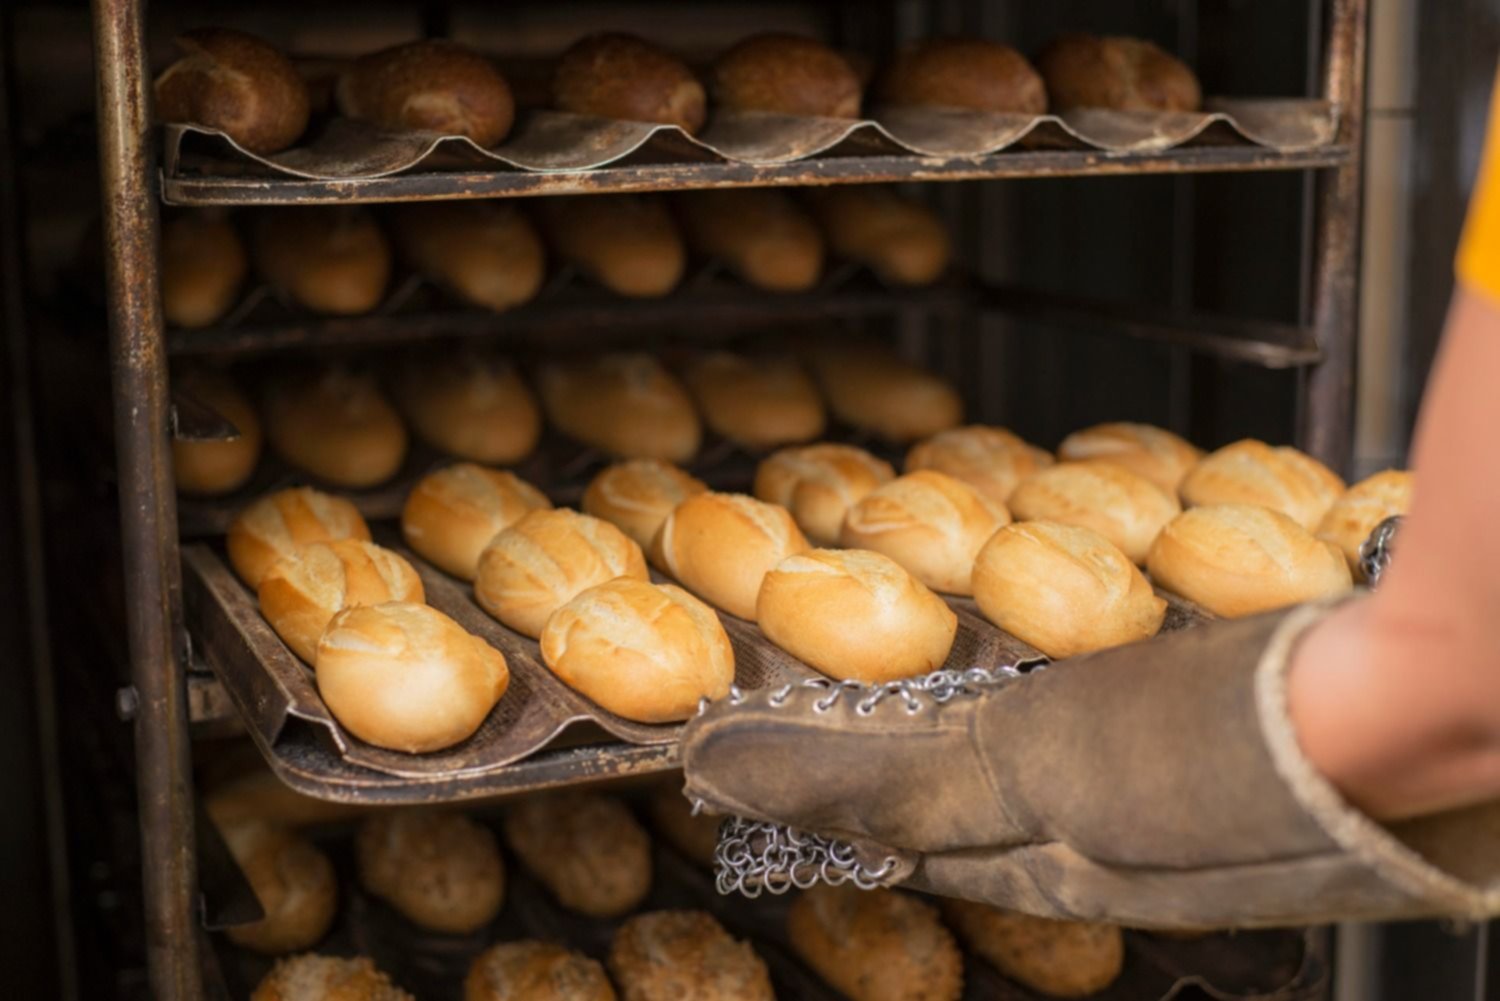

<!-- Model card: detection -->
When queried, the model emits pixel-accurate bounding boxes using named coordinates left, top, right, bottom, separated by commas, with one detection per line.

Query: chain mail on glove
left=682, top=597, right=1500, bottom=930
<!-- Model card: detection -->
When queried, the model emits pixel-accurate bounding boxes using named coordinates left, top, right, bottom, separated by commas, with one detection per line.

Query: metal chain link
left=1359, top=515, right=1403, bottom=589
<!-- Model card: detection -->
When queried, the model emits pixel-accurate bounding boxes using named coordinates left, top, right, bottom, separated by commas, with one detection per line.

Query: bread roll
left=541, top=577, right=733, bottom=721
left=154, top=28, right=309, bottom=154
left=878, top=38, right=1047, bottom=114
left=553, top=33, right=705, bottom=134
left=539, top=354, right=701, bottom=462
left=712, top=33, right=861, bottom=118
left=466, top=941, right=616, bottom=1001
left=1056, top=421, right=1203, bottom=492
left=161, top=211, right=247, bottom=329
left=582, top=460, right=707, bottom=554
left=647, top=782, right=720, bottom=868
left=503, top=793, right=652, bottom=917
left=401, top=464, right=551, bottom=581
left=251, top=955, right=413, bottom=1001
left=1179, top=439, right=1345, bottom=530
left=1007, top=461, right=1181, bottom=565
left=905, top=425, right=1053, bottom=504
left=263, top=368, right=408, bottom=488
left=1037, top=34, right=1202, bottom=113
left=677, top=190, right=824, bottom=292
left=653, top=492, right=809, bottom=620
left=227, top=486, right=372, bottom=588
left=787, top=884, right=963, bottom=1001
left=251, top=207, right=392, bottom=315
left=684, top=352, right=826, bottom=450
left=1147, top=505, right=1353, bottom=618
left=258, top=540, right=423, bottom=664
left=839, top=470, right=1008, bottom=596
left=609, top=911, right=774, bottom=1001
left=942, top=900, right=1123, bottom=998
left=808, top=187, right=952, bottom=286
left=475, top=509, right=648, bottom=638
left=316, top=602, right=509, bottom=753
left=539, top=196, right=685, bottom=298
left=808, top=345, right=962, bottom=442
left=337, top=40, right=515, bottom=146
left=753, top=443, right=894, bottom=545
left=392, top=352, right=542, bottom=465
left=218, top=820, right=337, bottom=954
left=389, top=202, right=545, bottom=313
left=356, top=809, right=505, bottom=933
left=173, top=367, right=262, bottom=496
left=1316, top=470, right=1414, bottom=580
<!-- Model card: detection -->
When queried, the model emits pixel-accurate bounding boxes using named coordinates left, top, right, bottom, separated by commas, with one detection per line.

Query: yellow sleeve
left=1456, top=72, right=1500, bottom=304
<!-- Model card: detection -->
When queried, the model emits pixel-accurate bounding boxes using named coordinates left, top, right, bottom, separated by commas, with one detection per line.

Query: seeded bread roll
left=1315, top=470, right=1414, bottom=580
left=1057, top=421, right=1203, bottom=492
left=316, top=601, right=509, bottom=753
left=677, top=190, right=824, bottom=292
left=839, top=470, right=1009, bottom=596
left=337, top=40, right=515, bottom=146
left=154, top=28, right=310, bottom=154
left=173, top=367, right=262, bottom=496
left=808, top=187, right=952, bottom=287
left=1007, top=460, right=1181, bottom=564
left=251, top=955, right=413, bottom=1001
left=218, top=820, right=337, bottom=955
left=753, top=443, right=894, bottom=545
left=251, top=207, right=392, bottom=316
left=258, top=540, right=423, bottom=664
left=390, top=202, right=545, bottom=314
left=647, top=782, right=721, bottom=868
left=392, top=352, right=542, bottom=465
left=942, top=900, right=1124, bottom=999
left=503, top=793, right=652, bottom=917
left=808, top=345, right=963, bottom=442
left=905, top=425, right=1054, bottom=505
left=401, top=464, right=552, bottom=581
left=161, top=211, right=248, bottom=329
left=684, top=352, right=826, bottom=450
left=653, top=492, right=810, bottom=620
left=582, top=460, right=708, bottom=554
left=1147, top=504, right=1353, bottom=618
left=227, top=487, right=372, bottom=588
left=539, top=196, right=686, bottom=298
left=263, top=368, right=408, bottom=488
left=787, top=884, right=963, bottom=1001
left=878, top=38, right=1047, bottom=114
left=1179, top=439, right=1345, bottom=530
left=609, top=911, right=774, bottom=1001
left=553, top=33, right=706, bottom=134
left=1037, top=34, right=1202, bottom=112
left=541, top=578, right=733, bottom=722
left=356, top=809, right=505, bottom=934
left=539, top=354, right=701, bottom=462
left=711, top=33, right=861, bottom=118
left=466, top=941, right=617, bottom=1001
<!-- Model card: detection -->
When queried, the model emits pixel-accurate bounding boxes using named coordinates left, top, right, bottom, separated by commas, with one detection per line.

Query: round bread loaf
left=609, top=911, right=774, bottom=1001
left=401, top=463, right=551, bottom=581
left=219, top=820, right=337, bottom=954
left=808, top=345, right=962, bottom=442
left=1178, top=439, right=1345, bottom=529
left=390, top=202, right=545, bottom=314
left=1008, top=460, right=1181, bottom=564
left=808, top=187, right=952, bottom=286
left=711, top=33, right=861, bottom=118
left=878, top=38, right=1047, bottom=114
left=466, top=941, right=616, bottom=1001
left=1147, top=504, right=1353, bottom=618
left=356, top=809, right=505, bottom=934
left=161, top=211, right=247, bottom=329
left=974, top=520, right=1166, bottom=658
left=539, top=354, right=701, bottom=462
left=582, top=459, right=708, bottom=554
left=839, top=470, right=1008, bottom=596
left=315, top=601, right=509, bottom=753
left=502, top=793, right=652, bottom=917
left=251, top=207, right=392, bottom=316
left=653, top=492, right=810, bottom=620
left=942, top=900, right=1123, bottom=999
left=553, top=33, right=706, bottom=134
left=1316, top=470, right=1414, bottom=580
left=263, top=368, right=408, bottom=488
left=647, top=782, right=721, bottom=868
left=1037, top=34, right=1202, bottom=112
left=541, top=578, right=733, bottom=722
left=539, top=195, right=685, bottom=298
left=154, top=28, right=310, bottom=154
left=787, top=884, right=963, bottom=1001
left=251, top=955, right=412, bottom=1001
left=337, top=40, right=515, bottom=146
left=753, top=443, right=894, bottom=545
left=227, top=486, right=371, bottom=588
left=677, top=190, right=824, bottom=292
left=173, top=367, right=262, bottom=496
left=905, top=424, right=1053, bottom=505
left=392, top=352, right=542, bottom=465
left=1056, top=421, right=1203, bottom=492
left=684, top=352, right=826, bottom=450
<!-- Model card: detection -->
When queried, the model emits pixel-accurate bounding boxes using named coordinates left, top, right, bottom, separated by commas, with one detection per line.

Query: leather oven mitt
left=681, top=597, right=1500, bottom=930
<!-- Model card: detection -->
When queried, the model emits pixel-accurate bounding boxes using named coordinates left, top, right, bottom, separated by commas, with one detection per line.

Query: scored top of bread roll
left=466, top=941, right=616, bottom=1001
left=1056, top=421, right=1203, bottom=492
left=227, top=486, right=372, bottom=588
left=654, top=491, right=809, bottom=620
left=161, top=211, right=248, bottom=329
left=1179, top=439, right=1345, bottom=530
left=788, top=884, right=964, bottom=1001
left=390, top=202, right=546, bottom=314
left=262, top=368, right=409, bottom=489
left=942, top=900, right=1124, bottom=999
left=554, top=33, right=706, bottom=134
left=251, top=955, right=414, bottom=1001
left=251, top=206, right=392, bottom=316
left=684, top=352, right=826, bottom=450
left=392, top=351, right=542, bottom=465
left=539, top=353, right=701, bottom=462
left=218, top=820, right=337, bottom=955
left=609, top=911, right=774, bottom=1001
left=711, top=33, right=861, bottom=119
left=582, top=459, right=708, bottom=554
left=154, top=28, right=310, bottom=154
left=808, top=187, right=953, bottom=287
left=402, top=463, right=552, bottom=581
left=905, top=424, right=1054, bottom=504
left=173, top=366, right=263, bottom=496
left=539, top=196, right=686, bottom=298
left=356, top=809, right=505, bottom=934
left=1315, top=469, right=1414, bottom=580
left=1007, top=460, right=1181, bottom=564
left=878, top=38, right=1047, bottom=114
left=337, top=40, right=515, bottom=146
left=1037, top=34, right=1202, bottom=112
left=753, top=443, right=894, bottom=545
left=808, top=345, right=962, bottom=442
left=502, top=793, right=653, bottom=918
left=677, top=190, right=825, bottom=292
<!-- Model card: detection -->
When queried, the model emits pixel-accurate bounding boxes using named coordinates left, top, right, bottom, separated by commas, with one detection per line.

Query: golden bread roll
left=262, top=368, right=408, bottom=488
left=647, top=782, right=720, bottom=868
left=1316, top=470, right=1414, bottom=580
left=539, top=196, right=686, bottom=298
left=1056, top=421, right=1203, bottom=492
left=337, top=40, right=514, bottom=146
left=1147, top=505, right=1354, bottom=618
left=227, top=486, right=371, bottom=588
left=540, top=578, right=733, bottom=722
left=466, top=941, right=617, bottom=1001
left=839, top=470, right=1009, bottom=596
left=251, top=955, right=413, bottom=1001
left=609, top=911, right=774, bottom=1001
left=809, top=345, right=962, bottom=442
left=808, top=187, right=952, bottom=286
left=258, top=540, right=423, bottom=665
left=173, top=367, right=262, bottom=496
left=391, top=352, right=542, bottom=465
left=503, top=793, right=652, bottom=917
left=356, top=809, right=505, bottom=933
left=905, top=424, right=1053, bottom=505
left=160, top=211, right=247, bottom=329
left=315, top=601, right=509, bottom=753
left=218, top=820, right=337, bottom=954
left=753, top=443, right=895, bottom=545
left=787, top=884, right=963, bottom=1001
left=1007, top=460, right=1181, bottom=564
left=1038, top=34, right=1201, bottom=112
left=401, top=463, right=551, bottom=581
left=154, top=28, right=309, bottom=154
left=677, top=190, right=824, bottom=292
left=878, top=38, right=1047, bottom=114
left=943, top=900, right=1123, bottom=999
left=251, top=207, right=392, bottom=316
left=553, top=33, right=706, bottom=134
left=539, top=354, right=701, bottom=462
left=684, top=352, right=826, bottom=450
left=475, top=508, right=648, bottom=638
left=712, top=33, right=862, bottom=118
left=653, top=492, right=810, bottom=620
left=974, top=520, right=1166, bottom=658
left=582, top=460, right=708, bottom=554
left=389, top=202, right=545, bottom=313
left=1179, top=439, right=1345, bottom=529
